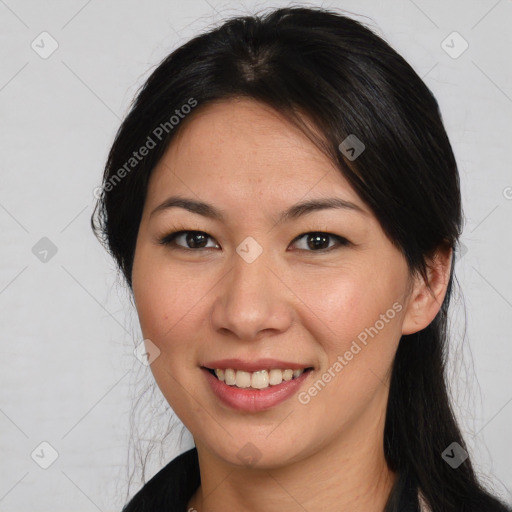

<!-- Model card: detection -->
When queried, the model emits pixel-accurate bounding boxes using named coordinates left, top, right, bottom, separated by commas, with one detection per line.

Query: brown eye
left=291, top=232, right=350, bottom=252
left=183, top=232, right=209, bottom=249
left=159, top=230, right=219, bottom=250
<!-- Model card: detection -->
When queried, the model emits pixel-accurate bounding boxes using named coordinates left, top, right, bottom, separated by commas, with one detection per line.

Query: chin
left=201, top=433, right=314, bottom=470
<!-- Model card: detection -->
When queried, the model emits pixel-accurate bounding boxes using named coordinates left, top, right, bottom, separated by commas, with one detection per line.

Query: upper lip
left=202, top=358, right=313, bottom=372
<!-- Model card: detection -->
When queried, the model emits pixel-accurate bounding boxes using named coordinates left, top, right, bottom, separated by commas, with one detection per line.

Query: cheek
left=293, top=261, right=405, bottom=351
left=291, top=269, right=404, bottom=434
left=133, top=274, right=175, bottom=342
left=132, top=249, right=216, bottom=368
left=296, top=265, right=406, bottom=399
left=132, top=255, right=211, bottom=418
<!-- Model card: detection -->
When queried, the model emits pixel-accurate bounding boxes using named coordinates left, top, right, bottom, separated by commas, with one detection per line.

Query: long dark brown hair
left=91, top=6, right=511, bottom=511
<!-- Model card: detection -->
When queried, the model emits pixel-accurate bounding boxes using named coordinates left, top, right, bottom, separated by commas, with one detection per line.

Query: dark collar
left=122, top=447, right=200, bottom=512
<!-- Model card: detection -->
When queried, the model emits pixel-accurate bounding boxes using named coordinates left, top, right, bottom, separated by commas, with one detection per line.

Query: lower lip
left=202, top=368, right=312, bottom=412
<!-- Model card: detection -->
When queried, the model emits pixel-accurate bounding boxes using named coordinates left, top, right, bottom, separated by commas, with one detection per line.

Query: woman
left=91, top=6, right=511, bottom=512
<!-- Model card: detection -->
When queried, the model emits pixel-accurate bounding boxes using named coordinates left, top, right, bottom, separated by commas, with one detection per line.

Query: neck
left=188, top=399, right=396, bottom=511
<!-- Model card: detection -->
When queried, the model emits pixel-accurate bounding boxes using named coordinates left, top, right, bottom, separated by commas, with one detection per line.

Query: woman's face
left=132, top=97, right=415, bottom=468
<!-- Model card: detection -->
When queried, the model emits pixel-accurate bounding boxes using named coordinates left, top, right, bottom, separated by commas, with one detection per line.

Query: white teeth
left=235, top=370, right=251, bottom=388
left=282, top=369, right=293, bottom=381
left=251, top=370, right=269, bottom=389
left=212, top=367, right=307, bottom=389
left=224, top=368, right=236, bottom=385
left=268, top=369, right=283, bottom=385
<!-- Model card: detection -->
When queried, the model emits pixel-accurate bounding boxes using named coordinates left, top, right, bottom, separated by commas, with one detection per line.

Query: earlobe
left=401, top=246, right=453, bottom=335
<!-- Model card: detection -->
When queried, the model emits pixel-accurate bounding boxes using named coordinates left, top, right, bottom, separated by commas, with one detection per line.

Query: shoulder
left=121, top=447, right=200, bottom=512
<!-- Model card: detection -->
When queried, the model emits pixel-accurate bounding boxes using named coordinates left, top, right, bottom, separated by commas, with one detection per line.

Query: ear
left=401, top=245, right=453, bottom=335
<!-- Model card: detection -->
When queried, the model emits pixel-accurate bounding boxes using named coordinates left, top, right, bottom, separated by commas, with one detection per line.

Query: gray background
left=1, top=0, right=511, bottom=510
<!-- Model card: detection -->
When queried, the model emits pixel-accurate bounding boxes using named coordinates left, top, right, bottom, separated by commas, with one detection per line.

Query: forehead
left=145, top=98, right=365, bottom=213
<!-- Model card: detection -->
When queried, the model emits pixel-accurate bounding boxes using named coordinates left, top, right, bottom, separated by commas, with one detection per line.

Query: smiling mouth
left=203, top=366, right=314, bottom=390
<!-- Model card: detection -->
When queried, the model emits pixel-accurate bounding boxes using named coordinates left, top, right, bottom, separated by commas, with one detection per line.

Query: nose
left=210, top=249, right=293, bottom=342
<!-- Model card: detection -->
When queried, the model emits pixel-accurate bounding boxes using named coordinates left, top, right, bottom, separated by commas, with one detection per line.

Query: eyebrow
left=150, top=195, right=366, bottom=223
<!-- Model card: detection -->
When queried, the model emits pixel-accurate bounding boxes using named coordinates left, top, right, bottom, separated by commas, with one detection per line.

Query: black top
left=122, top=447, right=201, bottom=512
left=121, top=447, right=422, bottom=512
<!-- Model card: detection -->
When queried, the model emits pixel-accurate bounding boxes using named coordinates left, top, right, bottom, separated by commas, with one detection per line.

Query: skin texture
left=131, top=98, right=452, bottom=512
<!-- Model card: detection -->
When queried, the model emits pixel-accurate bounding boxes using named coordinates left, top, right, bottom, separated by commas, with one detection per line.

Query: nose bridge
left=210, top=241, right=291, bottom=340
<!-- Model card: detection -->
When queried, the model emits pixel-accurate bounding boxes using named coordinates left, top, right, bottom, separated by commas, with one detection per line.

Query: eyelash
left=157, top=226, right=351, bottom=253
